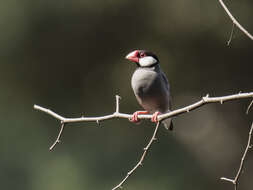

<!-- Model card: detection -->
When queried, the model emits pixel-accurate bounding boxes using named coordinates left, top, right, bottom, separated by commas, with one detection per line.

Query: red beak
left=125, top=50, right=139, bottom=63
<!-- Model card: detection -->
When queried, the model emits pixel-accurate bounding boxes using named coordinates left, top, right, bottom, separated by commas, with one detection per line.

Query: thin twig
left=227, top=22, right=235, bottom=46
left=112, top=122, right=160, bottom=190
left=115, top=95, right=121, bottom=113
left=246, top=100, right=253, bottom=114
left=220, top=122, right=253, bottom=190
left=218, top=0, right=253, bottom=41
left=49, top=122, right=65, bottom=151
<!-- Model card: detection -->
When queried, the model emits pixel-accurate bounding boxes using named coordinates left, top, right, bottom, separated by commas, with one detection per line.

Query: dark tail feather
left=162, top=118, right=174, bottom=131
left=169, top=120, right=174, bottom=130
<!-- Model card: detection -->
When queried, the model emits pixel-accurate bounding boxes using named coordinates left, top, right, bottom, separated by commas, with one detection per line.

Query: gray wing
left=160, top=71, right=174, bottom=130
left=160, top=71, right=172, bottom=110
left=160, top=71, right=169, bottom=91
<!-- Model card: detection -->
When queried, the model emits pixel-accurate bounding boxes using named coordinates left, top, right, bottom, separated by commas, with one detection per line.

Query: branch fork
left=34, top=92, right=253, bottom=189
left=221, top=122, right=253, bottom=190
left=218, top=0, right=253, bottom=42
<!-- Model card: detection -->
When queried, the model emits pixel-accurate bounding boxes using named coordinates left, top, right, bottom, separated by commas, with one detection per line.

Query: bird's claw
left=129, top=111, right=149, bottom=123
left=151, top=111, right=160, bottom=123
left=130, top=111, right=140, bottom=123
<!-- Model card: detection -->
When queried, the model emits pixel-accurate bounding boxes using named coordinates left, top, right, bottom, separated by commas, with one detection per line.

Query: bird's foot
left=130, top=111, right=149, bottom=123
left=151, top=111, right=161, bottom=123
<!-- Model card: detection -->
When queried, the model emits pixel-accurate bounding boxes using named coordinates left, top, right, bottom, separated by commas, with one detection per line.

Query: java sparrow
left=125, top=50, right=173, bottom=130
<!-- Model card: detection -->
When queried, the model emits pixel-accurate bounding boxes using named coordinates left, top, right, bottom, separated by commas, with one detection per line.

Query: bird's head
left=125, top=50, right=159, bottom=67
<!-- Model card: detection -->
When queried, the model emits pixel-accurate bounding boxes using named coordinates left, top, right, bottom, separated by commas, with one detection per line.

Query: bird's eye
left=140, top=52, right=145, bottom=57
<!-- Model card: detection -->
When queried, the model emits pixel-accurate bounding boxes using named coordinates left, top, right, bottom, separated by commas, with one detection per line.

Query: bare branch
left=218, top=0, right=253, bottom=41
left=34, top=92, right=253, bottom=188
left=158, top=92, right=253, bottom=121
left=34, top=92, right=253, bottom=150
left=34, top=92, right=253, bottom=124
left=112, top=122, right=160, bottom=190
left=220, top=122, right=253, bottom=190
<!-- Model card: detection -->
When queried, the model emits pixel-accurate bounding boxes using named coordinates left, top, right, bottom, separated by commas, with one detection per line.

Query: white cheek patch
left=139, top=56, right=157, bottom=67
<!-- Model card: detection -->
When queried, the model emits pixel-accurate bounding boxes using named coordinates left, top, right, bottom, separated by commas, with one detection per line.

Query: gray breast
left=131, top=66, right=170, bottom=113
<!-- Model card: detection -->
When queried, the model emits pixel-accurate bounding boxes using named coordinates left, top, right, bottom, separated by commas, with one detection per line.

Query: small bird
left=125, top=50, right=173, bottom=130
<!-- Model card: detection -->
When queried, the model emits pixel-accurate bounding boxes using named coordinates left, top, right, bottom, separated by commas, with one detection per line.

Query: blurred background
left=0, top=0, right=252, bottom=189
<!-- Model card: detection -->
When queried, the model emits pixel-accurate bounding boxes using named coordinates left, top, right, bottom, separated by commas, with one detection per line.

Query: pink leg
left=130, top=111, right=149, bottom=123
left=151, top=111, right=161, bottom=123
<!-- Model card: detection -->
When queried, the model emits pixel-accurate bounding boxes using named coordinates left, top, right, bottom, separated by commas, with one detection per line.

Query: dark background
left=0, top=0, right=252, bottom=189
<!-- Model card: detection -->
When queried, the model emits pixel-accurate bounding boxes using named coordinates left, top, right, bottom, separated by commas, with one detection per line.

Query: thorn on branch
left=96, top=120, right=102, bottom=127
left=202, top=94, right=209, bottom=102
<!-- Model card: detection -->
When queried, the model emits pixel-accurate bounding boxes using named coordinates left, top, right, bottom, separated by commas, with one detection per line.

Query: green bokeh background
left=0, top=0, right=252, bottom=190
